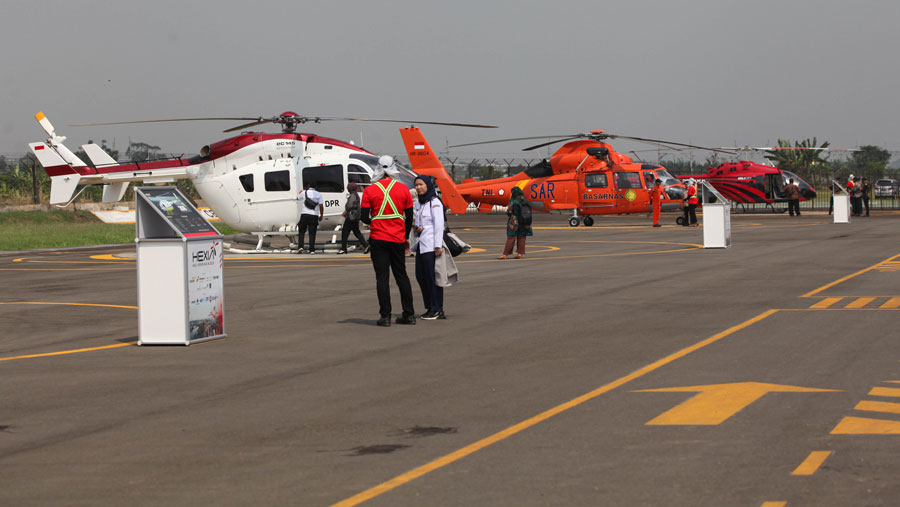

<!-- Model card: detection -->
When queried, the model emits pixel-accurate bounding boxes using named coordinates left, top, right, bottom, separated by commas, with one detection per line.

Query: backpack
left=347, top=196, right=361, bottom=221
left=519, top=200, right=533, bottom=226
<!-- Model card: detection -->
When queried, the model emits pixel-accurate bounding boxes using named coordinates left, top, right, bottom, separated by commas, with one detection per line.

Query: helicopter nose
left=802, top=188, right=817, bottom=199
left=666, top=187, right=684, bottom=200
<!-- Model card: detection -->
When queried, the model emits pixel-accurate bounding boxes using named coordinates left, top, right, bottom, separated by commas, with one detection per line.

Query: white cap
left=375, top=154, right=399, bottom=179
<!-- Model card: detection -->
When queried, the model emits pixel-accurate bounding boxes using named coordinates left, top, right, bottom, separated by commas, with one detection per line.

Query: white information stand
left=135, top=187, right=225, bottom=345
left=832, top=182, right=850, bottom=224
left=699, top=181, right=731, bottom=248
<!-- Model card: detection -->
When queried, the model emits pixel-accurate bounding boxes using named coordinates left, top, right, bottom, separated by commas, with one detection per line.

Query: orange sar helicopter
left=400, top=127, right=732, bottom=226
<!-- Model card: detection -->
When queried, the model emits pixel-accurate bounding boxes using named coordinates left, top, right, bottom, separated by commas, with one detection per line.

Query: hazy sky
left=2, top=0, right=898, bottom=163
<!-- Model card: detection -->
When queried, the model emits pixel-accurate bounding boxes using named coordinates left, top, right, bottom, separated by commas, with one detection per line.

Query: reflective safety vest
left=687, top=184, right=699, bottom=205
left=372, top=180, right=402, bottom=220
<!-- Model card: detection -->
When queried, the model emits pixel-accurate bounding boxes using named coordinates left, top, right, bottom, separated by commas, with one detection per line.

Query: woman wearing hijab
left=338, top=181, right=369, bottom=254
left=498, top=186, right=533, bottom=259
left=412, top=175, right=446, bottom=320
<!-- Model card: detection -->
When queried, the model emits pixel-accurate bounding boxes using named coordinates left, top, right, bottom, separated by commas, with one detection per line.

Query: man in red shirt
left=361, top=155, right=416, bottom=326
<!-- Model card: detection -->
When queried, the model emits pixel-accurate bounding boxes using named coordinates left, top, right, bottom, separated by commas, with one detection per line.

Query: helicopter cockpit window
left=239, top=174, right=254, bottom=193
left=614, top=171, right=642, bottom=189
left=264, top=170, right=291, bottom=192
left=347, top=163, right=372, bottom=187
left=303, top=165, right=344, bottom=193
left=655, top=169, right=679, bottom=186
left=643, top=172, right=655, bottom=187
left=585, top=173, right=608, bottom=188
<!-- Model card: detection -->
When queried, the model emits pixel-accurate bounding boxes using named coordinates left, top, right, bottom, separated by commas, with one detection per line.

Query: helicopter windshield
left=655, top=169, right=680, bottom=186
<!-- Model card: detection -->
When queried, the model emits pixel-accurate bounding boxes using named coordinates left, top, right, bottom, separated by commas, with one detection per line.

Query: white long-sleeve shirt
left=413, top=197, right=444, bottom=253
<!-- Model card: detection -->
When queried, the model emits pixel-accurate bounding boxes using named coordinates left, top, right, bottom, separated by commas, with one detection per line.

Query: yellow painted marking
left=13, top=258, right=24, bottom=262
left=831, top=416, right=900, bottom=434
left=810, top=297, right=843, bottom=309
left=331, top=309, right=779, bottom=507
left=880, top=297, right=900, bottom=309
left=854, top=400, right=900, bottom=415
left=844, top=297, right=876, bottom=309
left=0, top=341, right=136, bottom=362
left=886, top=381, right=900, bottom=384
left=636, top=382, right=840, bottom=426
left=0, top=301, right=137, bottom=362
left=89, top=254, right=134, bottom=261
left=874, top=260, right=900, bottom=272
left=803, top=253, right=900, bottom=297
left=791, top=451, right=832, bottom=476
left=761, top=502, right=787, bottom=507
left=0, top=301, right=137, bottom=310
left=868, top=387, right=900, bottom=398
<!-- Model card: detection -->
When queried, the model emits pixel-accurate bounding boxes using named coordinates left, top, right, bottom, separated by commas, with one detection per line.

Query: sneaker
left=307, top=250, right=316, bottom=255
left=395, top=314, right=416, bottom=325
left=421, top=311, right=438, bottom=320
left=436, top=311, right=446, bottom=320
left=296, top=248, right=304, bottom=255
left=376, top=316, right=391, bottom=327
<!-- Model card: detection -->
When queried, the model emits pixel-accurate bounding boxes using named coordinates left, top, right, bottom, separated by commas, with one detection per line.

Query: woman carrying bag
left=338, top=182, right=369, bottom=254
left=498, top=186, right=533, bottom=259
left=412, top=175, right=452, bottom=320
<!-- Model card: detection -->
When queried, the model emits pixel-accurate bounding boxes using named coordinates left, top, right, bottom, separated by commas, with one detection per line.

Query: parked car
left=874, top=179, right=900, bottom=198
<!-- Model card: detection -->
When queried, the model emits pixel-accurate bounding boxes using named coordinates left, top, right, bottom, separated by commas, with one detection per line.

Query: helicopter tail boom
left=399, top=127, right=469, bottom=214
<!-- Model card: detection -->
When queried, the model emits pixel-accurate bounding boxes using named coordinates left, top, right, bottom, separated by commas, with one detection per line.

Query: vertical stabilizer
left=399, top=127, right=469, bottom=214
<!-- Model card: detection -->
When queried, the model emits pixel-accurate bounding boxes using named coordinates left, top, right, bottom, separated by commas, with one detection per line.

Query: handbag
left=443, top=230, right=470, bottom=257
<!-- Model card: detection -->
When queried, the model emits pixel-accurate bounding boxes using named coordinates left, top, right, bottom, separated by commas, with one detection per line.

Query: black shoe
left=436, top=311, right=446, bottom=320
left=376, top=317, right=391, bottom=327
left=395, top=314, right=416, bottom=325
left=421, top=311, right=438, bottom=320
left=363, top=245, right=370, bottom=254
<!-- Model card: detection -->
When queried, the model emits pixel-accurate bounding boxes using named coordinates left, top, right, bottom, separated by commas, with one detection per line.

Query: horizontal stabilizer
left=81, top=143, right=118, bottom=167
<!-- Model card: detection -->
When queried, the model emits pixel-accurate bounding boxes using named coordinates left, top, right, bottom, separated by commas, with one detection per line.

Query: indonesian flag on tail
left=414, top=143, right=425, bottom=150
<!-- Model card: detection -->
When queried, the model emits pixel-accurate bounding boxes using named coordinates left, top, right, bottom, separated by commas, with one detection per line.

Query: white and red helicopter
left=28, top=111, right=495, bottom=248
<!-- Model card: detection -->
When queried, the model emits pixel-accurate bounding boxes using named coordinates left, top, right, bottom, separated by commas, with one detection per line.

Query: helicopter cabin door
left=580, top=171, right=614, bottom=213
left=612, top=171, right=648, bottom=213
left=764, top=173, right=787, bottom=200
left=300, top=164, right=346, bottom=221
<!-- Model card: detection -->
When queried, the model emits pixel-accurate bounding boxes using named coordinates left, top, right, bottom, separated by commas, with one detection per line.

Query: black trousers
left=683, top=204, right=697, bottom=226
left=788, top=199, right=800, bottom=216
left=340, top=219, right=368, bottom=251
left=370, top=239, right=415, bottom=318
left=415, top=251, right=443, bottom=313
left=297, top=214, right=319, bottom=251
left=863, top=196, right=870, bottom=215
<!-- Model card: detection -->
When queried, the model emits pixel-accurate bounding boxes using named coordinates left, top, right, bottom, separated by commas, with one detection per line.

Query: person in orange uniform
left=682, top=179, right=699, bottom=227
left=650, top=178, right=664, bottom=227
left=361, top=155, right=416, bottom=327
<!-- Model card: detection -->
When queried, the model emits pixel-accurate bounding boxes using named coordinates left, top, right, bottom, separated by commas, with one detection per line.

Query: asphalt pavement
left=1, top=211, right=898, bottom=506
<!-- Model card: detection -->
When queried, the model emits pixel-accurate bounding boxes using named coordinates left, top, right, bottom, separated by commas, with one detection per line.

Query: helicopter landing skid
left=227, top=226, right=354, bottom=254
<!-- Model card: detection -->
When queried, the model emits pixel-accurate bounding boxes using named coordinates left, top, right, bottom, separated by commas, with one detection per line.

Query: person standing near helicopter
left=682, top=179, right=699, bottom=227
left=361, top=155, right=416, bottom=326
left=296, top=181, right=323, bottom=254
left=650, top=178, right=664, bottom=227
left=338, top=182, right=369, bottom=254
left=498, top=186, right=533, bottom=259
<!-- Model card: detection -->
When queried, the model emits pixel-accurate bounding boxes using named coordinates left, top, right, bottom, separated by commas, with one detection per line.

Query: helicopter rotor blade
left=70, top=117, right=261, bottom=127
left=327, top=118, right=497, bottom=128
left=449, top=135, right=576, bottom=149
left=223, top=119, right=271, bottom=133
left=607, top=134, right=736, bottom=154
left=522, top=137, right=583, bottom=151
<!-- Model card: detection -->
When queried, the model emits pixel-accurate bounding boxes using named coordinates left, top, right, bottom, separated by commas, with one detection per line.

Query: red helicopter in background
left=677, top=160, right=817, bottom=210
left=400, top=128, right=731, bottom=226
left=676, top=145, right=857, bottom=210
